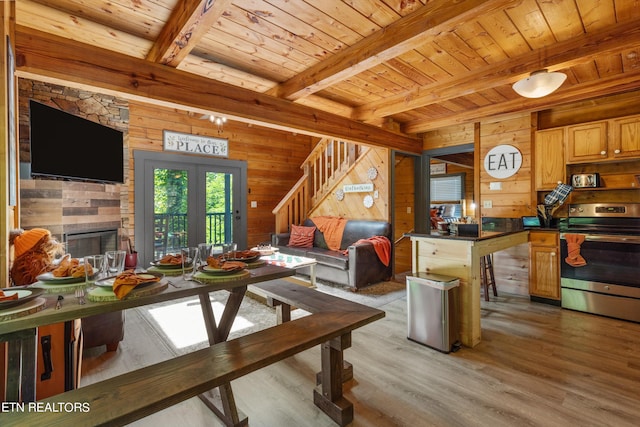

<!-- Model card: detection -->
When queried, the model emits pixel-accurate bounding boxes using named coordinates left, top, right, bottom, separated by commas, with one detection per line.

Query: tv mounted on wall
left=29, top=100, right=124, bottom=184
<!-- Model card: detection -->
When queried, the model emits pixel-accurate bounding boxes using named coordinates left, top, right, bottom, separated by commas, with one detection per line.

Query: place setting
left=30, top=254, right=94, bottom=294
left=148, top=252, right=194, bottom=276
left=221, top=242, right=264, bottom=268
left=0, top=287, right=47, bottom=321
left=87, top=251, right=168, bottom=302
left=189, top=243, right=255, bottom=284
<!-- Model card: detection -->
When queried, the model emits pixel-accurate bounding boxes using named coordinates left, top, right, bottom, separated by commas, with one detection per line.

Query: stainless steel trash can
left=406, top=272, right=460, bottom=353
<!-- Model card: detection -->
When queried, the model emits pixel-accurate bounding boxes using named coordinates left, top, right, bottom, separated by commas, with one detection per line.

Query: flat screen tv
left=29, top=100, right=124, bottom=184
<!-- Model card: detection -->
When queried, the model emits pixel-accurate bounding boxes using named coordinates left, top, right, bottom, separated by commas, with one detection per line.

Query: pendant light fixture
left=208, top=115, right=227, bottom=134
left=512, top=69, right=567, bottom=98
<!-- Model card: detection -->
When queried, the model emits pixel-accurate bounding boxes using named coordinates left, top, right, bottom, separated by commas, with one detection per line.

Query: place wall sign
left=483, top=144, right=522, bottom=179
left=163, top=130, right=228, bottom=158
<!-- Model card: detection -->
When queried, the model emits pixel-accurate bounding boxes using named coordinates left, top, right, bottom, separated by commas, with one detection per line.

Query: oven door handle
left=560, top=233, right=640, bottom=244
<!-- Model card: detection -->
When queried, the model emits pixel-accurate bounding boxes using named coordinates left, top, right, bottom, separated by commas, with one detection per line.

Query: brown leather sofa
left=81, top=312, right=125, bottom=351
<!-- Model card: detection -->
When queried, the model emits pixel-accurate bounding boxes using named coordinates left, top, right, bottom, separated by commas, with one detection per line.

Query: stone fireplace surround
left=17, top=78, right=130, bottom=255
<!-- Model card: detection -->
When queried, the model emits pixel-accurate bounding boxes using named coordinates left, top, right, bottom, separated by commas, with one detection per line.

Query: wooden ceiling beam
left=146, top=0, right=232, bottom=67
left=403, top=67, right=640, bottom=133
left=268, top=0, right=515, bottom=101
left=355, top=18, right=640, bottom=121
left=15, top=25, right=421, bottom=153
left=16, top=1, right=354, bottom=119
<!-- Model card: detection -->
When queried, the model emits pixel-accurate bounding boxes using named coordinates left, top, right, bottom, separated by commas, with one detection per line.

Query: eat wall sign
left=483, top=144, right=522, bottom=179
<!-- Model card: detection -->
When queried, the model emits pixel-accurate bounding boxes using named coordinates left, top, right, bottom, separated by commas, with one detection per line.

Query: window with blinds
left=430, top=173, right=464, bottom=201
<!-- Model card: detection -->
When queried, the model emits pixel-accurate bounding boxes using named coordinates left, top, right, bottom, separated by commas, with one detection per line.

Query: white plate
left=95, top=277, right=116, bottom=288
left=0, top=288, right=45, bottom=309
left=36, top=272, right=85, bottom=284
left=149, top=259, right=192, bottom=269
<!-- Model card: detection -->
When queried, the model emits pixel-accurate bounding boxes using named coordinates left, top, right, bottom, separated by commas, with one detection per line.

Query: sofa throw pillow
left=288, top=225, right=316, bottom=248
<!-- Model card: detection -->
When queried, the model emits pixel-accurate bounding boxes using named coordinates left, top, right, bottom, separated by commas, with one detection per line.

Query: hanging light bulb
left=208, top=115, right=227, bottom=134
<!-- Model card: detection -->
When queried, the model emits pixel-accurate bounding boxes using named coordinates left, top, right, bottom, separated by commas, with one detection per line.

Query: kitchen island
left=408, top=231, right=529, bottom=347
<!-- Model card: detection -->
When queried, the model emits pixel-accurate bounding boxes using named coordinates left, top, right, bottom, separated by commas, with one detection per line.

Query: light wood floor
left=81, top=289, right=640, bottom=427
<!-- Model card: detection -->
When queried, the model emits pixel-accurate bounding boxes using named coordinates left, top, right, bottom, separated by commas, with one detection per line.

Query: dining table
left=0, top=263, right=295, bottom=425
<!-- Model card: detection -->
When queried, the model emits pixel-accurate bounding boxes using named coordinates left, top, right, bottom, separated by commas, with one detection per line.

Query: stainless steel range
left=559, top=203, right=640, bottom=323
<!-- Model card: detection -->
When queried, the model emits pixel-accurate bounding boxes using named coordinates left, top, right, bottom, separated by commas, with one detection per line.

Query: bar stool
left=480, top=254, right=497, bottom=301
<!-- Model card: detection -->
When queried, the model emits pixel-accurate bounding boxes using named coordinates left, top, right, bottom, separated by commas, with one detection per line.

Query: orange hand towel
left=344, top=236, right=391, bottom=266
left=564, top=234, right=587, bottom=267
left=309, top=216, right=348, bottom=251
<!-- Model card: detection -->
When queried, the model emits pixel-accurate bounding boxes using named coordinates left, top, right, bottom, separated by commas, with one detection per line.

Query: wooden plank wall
left=422, top=123, right=475, bottom=149
left=307, top=146, right=389, bottom=221
left=393, top=154, right=415, bottom=275
left=478, top=113, right=536, bottom=219
left=128, top=101, right=313, bottom=248
left=478, top=114, right=534, bottom=296
left=19, top=180, right=122, bottom=240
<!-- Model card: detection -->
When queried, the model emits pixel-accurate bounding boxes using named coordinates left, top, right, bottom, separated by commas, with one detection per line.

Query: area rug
left=312, top=278, right=406, bottom=308
left=136, top=276, right=406, bottom=355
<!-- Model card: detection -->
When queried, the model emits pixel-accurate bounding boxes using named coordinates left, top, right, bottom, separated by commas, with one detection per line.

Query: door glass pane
left=154, top=168, right=188, bottom=258
left=205, top=171, right=233, bottom=245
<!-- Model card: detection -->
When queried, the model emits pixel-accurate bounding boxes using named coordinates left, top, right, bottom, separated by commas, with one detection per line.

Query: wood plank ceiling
left=14, top=0, right=640, bottom=150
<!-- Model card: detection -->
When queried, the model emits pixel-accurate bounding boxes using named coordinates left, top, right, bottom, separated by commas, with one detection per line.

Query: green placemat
left=0, top=297, right=46, bottom=321
left=193, top=269, right=250, bottom=284
left=147, top=266, right=189, bottom=277
left=30, top=281, right=89, bottom=294
left=87, top=281, right=168, bottom=302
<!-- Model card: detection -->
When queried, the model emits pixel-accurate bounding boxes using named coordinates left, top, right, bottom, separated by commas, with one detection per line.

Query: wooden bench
left=249, top=280, right=379, bottom=383
left=2, top=287, right=384, bottom=427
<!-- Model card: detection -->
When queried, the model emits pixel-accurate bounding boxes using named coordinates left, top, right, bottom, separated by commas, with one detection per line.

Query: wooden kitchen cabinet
left=535, top=128, right=565, bottom=190
left=566, top=121, right=608, bottom=163
left=529, top=231, right=560, bottom=300
left=610, top=115, right=640, bottom=159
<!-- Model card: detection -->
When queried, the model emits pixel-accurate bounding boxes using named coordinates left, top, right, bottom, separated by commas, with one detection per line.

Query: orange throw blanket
left=344, top=236, right=391, bottom=267
left=564, top=234, right=587, bottom=267
left=310, top=216, right=348, bottom=251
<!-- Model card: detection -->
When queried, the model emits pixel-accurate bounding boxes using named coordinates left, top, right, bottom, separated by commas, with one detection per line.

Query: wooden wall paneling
left=128, top=101, right=313, bottom=248
left=393, top=154, right=415, bottom=275
left=19, top=180, right=63, bottom=236
left=422, top=123, right=475, bottom=150
left=308, top=146, right=390, bottom=222
left=19, top=179, right=122, bottom=238
left=492, top=243, right=530, bottom=296
left=479, top=114, right=536, bottom=218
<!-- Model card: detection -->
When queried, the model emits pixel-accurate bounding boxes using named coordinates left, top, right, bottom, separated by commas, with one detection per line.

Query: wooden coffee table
left=261, top=253, right=317, bottom=287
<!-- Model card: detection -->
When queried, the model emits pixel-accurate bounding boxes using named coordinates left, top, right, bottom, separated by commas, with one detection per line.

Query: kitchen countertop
left=406, top=229, right=534, bottom=241
left=408, top=230, right=531, bottom=348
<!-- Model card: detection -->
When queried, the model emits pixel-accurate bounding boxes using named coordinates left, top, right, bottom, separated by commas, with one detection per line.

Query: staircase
left=272, top=138, right=366, bottom=234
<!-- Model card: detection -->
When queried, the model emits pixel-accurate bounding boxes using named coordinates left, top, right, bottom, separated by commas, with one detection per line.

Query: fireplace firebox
left=64, top=229, right=118, bottom=258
